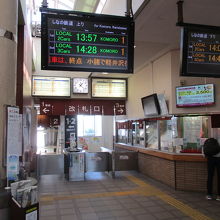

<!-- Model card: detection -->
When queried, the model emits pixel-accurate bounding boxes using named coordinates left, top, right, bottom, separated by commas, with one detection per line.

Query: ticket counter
left=115, top=115, right=220, bottom=193
left=114, top=143, right=210, bottom=192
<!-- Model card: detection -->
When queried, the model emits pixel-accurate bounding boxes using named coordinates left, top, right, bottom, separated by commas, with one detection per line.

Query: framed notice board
left=41, top=11, right=134, bottom=73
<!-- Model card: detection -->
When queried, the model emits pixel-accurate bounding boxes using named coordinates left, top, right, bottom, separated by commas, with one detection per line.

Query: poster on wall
left=5, top=106, right=22, bottom=182
left=6, top=106, right=22, bottom=156
left=7, top=155, right=19, bottom=181
left=183, top=117, right=202, bottom=143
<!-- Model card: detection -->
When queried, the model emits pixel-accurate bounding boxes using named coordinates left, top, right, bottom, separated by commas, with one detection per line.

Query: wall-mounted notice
left=91, top=78, right=127, bottom=98
left=6, top=106, right=22, bottom=156
left=176, top=84, right=214, bottom=107
left=32, top=76, right=70, bottom=97
left=7, top=155, right=19, bottom=181
left=5, top=106, right=22, bottom=181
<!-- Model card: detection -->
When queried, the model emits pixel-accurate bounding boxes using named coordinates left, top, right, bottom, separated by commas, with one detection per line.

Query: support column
left=0, top=0, right=18, bottom=185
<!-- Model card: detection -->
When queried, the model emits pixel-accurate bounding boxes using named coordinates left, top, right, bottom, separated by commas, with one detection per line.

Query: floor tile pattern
left=39, top=172, right=220, bottom=220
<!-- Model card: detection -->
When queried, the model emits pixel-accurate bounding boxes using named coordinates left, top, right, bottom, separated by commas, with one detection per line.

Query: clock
left=73, top=78, right=89, bottom=94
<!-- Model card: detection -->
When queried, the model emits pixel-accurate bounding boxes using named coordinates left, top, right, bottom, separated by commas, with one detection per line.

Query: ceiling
left=32, top=0, right=220, bottom=78
left=78, top=0, right=220, bottom=78
left=131, top=0, right=220, bottom=73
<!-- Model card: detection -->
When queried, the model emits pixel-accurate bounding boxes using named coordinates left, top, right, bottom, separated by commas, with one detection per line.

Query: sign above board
left=40, top=99, right=126, bottom=116
left=180, top=24, right=220, bottom=77
left=41, top=11, right=134, bottom=73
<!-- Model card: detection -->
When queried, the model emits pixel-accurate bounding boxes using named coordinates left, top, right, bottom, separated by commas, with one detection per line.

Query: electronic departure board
left=41, top=12, right=134, bottom=73
left=180, top=24, right=220, bottom=77
left=32, top=76, right=70, bottom=97
left=91, top=77, right=127, bottom=99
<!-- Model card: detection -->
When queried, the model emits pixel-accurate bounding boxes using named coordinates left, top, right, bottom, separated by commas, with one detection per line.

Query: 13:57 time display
left=76, top=33, right=97, bottom=42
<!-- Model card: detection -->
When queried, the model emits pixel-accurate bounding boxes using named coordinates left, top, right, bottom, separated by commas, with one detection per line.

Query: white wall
left=126, top=48, right=220, bottom=118
left=126, top=51, right=172, bottom=119
left=0, top=0, right=18, bottom=181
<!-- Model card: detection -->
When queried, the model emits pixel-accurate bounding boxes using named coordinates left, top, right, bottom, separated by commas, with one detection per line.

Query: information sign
left=176, top=84, right=214, bottom=107
left=32, top=76, right=70, bottom=97
left=91, top=78, right=127, bottom=98
left=181, top=24, right=220, bottom=77
left=41, top=12, right=134, bottom=73
left=40, top=99, right=126, bottom=116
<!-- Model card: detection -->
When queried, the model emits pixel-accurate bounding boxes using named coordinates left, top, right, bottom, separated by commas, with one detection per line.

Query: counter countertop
left=114, top=143, right=206, bottom=162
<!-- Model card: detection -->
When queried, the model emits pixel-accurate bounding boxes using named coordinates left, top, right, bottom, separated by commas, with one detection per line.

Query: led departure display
left=181, top=24, right=220, bottom=77
left=41, top=12, right=134, bottom=73
left=91, top=77, right=127, bottom=99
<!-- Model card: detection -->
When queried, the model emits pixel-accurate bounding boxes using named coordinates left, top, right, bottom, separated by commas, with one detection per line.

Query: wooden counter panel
left=115, top=143, right=206, bottom=162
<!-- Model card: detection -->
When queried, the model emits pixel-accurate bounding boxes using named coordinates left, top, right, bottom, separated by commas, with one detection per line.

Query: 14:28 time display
left=76, top=45, right=97, bottom=54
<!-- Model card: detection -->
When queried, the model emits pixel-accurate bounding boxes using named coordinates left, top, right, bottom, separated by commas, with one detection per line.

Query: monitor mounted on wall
left=141, top=93, right=161, bottom=117
left=176, top=84, right=215, bottom=107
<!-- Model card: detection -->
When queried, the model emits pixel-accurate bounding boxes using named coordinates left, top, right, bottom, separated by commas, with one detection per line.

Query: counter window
left=145, top=121, right=158, bottom=149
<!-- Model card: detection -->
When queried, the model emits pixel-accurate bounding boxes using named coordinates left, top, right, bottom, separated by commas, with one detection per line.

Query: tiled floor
left=39, top=171, right=220, bottom=220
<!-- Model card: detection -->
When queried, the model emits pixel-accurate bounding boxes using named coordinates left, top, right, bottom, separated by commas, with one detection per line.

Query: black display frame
left=180, top=23, right=220, bottom=78
left=41, top=10, right=134, bottom=73
left=141, top=93, right=161, bottom=117
left=175, top=83, right=215, bottom=108
left=91, top=77, right=128, bottom=100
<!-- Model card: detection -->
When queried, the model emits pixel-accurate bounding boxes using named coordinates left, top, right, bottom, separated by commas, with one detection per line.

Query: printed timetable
left=41, top=12, right=134, bottom=73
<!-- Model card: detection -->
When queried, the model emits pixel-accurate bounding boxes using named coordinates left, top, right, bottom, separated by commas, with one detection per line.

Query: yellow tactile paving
left=127, top=175, right=213, bottom=220
left=40, top=190, right=139, bottom=202
left=40, top=174, right=213, bottom=220
left=158, top=194, right=212, bottom=220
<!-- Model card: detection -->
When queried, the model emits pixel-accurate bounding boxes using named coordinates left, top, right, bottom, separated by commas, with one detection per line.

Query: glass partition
left=116, top=116, right=210, bottom=154
left=145, top=121, right=158, bottom=149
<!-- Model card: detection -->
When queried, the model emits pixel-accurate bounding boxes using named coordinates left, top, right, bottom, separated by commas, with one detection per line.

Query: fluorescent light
left=95, top=0, right=107, bottom=13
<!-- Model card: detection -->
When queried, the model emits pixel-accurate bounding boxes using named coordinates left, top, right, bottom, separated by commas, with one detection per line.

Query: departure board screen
left=32, top=76, right=70, bottom=97
left=181, top=24, right=220, bottom=77
left=41, top=12, right=134, bottom=73
left=91, top=77, right=127, bottom=99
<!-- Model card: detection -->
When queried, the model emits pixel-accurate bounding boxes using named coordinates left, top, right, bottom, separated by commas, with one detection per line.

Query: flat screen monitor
left=32, top=76, right=70, bottom=97
left=180, top=24, right=220, bottom=77
left=176, top=84, right=214, bottom=107
left=141, top=94, right=161, bottom=117
left=41, top=11, right=134, bottom=73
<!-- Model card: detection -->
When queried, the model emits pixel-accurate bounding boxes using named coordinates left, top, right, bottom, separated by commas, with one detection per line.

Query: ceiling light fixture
left=95, top=0, right=107, bottom=13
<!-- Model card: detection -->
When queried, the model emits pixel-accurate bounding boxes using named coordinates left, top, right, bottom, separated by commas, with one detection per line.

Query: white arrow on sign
left=117, top=108, right=124, bottom=114
left=42, top=108, right=50, bottom=114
